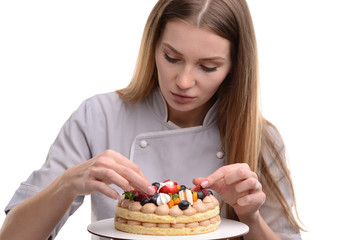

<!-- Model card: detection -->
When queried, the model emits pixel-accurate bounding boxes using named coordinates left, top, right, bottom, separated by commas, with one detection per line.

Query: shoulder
left=67, top=92, right=130, bottom=129
left=76, top=91, right=138, bottom=116
left=83, top=92, right=123, bottom=109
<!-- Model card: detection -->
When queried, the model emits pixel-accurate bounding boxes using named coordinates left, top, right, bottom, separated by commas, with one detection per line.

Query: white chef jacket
left=5, top=88, right=301, bottom=239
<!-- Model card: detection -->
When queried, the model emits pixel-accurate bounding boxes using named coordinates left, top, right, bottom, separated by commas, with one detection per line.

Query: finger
left=87, top=179, right=121, bottom=200
left=237, top=190, right=266, bottom=207
left=100, top=150, right=148, bottom=179
left=223, top=164, right=257, bottom=185
left=199, top=166, right=233, bottom=192
left=118, top=167, right=154, bottom=194
left=95, top=165, right=153, bottom=194
left=192, top=177, right=207, bottom=186
left=96, top=151, right=153, bottom=194
left=110, top=150, right=148, bottom=179
left=234, top=177, right=262, bottom=193
left=90, top=167, right=130, bottom=191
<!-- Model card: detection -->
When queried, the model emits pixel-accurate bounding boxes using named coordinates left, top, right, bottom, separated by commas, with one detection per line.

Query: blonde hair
left=117, top=0, right=304, bottom=233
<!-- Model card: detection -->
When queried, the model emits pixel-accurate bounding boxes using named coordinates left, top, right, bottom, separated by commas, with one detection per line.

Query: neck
left=167, top=100, right=214, bottom=128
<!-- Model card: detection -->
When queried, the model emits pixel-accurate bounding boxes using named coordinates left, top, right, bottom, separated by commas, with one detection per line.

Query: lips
left=171, top=92, right=195, bottom=103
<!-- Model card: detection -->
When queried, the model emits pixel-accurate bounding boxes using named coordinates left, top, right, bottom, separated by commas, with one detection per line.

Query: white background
left=0, top=1, right=359, bottom=239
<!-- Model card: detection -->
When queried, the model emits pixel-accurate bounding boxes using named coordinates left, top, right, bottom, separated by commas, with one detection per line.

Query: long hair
left=117, top=0, right=303, bottom=232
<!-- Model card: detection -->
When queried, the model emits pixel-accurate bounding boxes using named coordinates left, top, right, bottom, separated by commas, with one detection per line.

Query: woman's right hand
left=60, top=149, right=155, bottom=200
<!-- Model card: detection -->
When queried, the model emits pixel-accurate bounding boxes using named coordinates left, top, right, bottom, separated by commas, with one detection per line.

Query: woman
left=1, top=0, right=303, bottom=239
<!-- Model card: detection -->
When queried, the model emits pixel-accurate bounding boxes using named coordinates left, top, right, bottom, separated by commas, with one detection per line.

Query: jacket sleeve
left=4, top=97, right=94, bottom=239
left=259, top=125, right=302, bottom=240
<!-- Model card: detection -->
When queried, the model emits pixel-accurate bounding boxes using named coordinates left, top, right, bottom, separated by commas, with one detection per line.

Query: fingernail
left=147, top=186, right=156, bottom=195
left=201, top=181, right=209, bottom=188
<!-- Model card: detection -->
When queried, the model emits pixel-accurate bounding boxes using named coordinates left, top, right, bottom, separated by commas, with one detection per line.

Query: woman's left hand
left=193, top=163, right=266, bottom=221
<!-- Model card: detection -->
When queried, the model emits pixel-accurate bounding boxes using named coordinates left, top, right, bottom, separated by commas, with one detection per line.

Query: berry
left=150, top=193, right=160, bottom=206
left=191, top=184, right=202, bottom=192
left=208, top=190, right=213, bottom=195
left=136, top=192, right=150, bottom=202
left=178, top=200, right=189, bottom=210
left=164, top=179, right=178, bottom=185
left=201, top=189, right=210, bottom=197
left=177, top=186, right=187, bottom=194
left=152, top=182, right=160, bottom=190
left=159, top=182, right=178, bottom=195
left=196, top=190, right=205, bottom=200
left=140, top=198, right=150, bottom=206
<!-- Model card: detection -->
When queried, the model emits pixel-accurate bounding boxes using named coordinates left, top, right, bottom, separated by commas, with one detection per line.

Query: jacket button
left=140, top=140, right=148, bottom=148
left=216, top=151, right=224, bottom=159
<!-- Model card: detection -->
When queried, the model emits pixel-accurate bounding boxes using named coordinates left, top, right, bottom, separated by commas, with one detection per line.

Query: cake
left=114, top=179, right=221, bottom=235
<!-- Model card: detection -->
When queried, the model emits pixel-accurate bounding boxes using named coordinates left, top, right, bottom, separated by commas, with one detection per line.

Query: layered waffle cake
left=114, top=179, right=220, bottom=235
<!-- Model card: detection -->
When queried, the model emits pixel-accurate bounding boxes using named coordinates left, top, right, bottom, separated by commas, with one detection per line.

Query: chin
left=168, top=102, right=196, bottom=112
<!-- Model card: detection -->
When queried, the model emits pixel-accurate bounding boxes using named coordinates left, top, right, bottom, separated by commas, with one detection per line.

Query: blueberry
left=152, top=182, right=160, bottom=190
left=208, top=190, right=213, bottom=195
left=140, top=198, right=150, bottom=206
left=177, top=186, right=187, bottom=194
left=196, top=190, right=205, bottom=200
left=178, top=200, right=189, bottom=210
left=149, top=193, right=159, bottom=206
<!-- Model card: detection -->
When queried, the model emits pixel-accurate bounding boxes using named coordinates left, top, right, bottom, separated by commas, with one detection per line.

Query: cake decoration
left=114, top=179, right=220, bottom=235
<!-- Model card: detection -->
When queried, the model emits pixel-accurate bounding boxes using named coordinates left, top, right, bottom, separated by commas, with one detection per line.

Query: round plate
left=88, top=218, right=249, bottom=240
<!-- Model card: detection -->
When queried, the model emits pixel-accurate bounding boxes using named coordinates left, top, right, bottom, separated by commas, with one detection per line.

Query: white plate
left=87, top=218, right=249, bottom=240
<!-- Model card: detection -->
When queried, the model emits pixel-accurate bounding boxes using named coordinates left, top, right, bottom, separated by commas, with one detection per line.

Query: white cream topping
left=156, top=193, right=171, bottom=205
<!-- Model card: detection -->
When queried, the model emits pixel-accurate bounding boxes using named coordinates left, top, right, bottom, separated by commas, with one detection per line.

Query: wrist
left=53, top=173, right=78, bottom=201
left=238, top=210, right=261, bottom=225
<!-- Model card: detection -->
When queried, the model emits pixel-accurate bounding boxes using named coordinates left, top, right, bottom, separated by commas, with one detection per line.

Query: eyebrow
left=162, top=43, right=226, bottom=61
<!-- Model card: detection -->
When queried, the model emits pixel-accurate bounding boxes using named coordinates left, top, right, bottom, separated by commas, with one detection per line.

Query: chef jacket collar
left=147, top=87, right=219, bottom=128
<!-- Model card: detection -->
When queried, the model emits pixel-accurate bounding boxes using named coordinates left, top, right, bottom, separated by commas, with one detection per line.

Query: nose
left=176, top=66, right=195, bottom=90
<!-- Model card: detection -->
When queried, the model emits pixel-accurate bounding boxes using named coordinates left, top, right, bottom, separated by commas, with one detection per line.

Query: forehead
left=158, top=20, right=230, bottom=58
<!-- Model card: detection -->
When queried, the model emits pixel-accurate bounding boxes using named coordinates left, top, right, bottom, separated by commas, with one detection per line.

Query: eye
left=164, top=53, right=179, bottom=64
left=201, top=65, right=218, bottom=72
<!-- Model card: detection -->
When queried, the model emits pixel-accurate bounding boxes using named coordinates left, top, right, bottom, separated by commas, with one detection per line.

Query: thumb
left=192, top=177, right=207, bottom=186
left=193, top=176, right=223, bottom=194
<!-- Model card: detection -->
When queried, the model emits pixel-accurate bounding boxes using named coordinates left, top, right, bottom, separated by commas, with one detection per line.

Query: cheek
left=157, top=63, right=177, bottom=87
left=201, top=73, right=228, bottom=94
left=156, top=57, right=169, bottom=83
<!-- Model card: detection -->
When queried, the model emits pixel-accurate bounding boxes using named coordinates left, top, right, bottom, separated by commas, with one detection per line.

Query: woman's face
left=155, top=20, right=232, bottom=127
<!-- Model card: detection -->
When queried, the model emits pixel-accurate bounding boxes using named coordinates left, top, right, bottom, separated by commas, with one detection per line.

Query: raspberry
left=201, top=189, right=210, bottom=197
left=136, top=192, right=150, bottom=202
left=191, top=184, right=202, bottom=192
